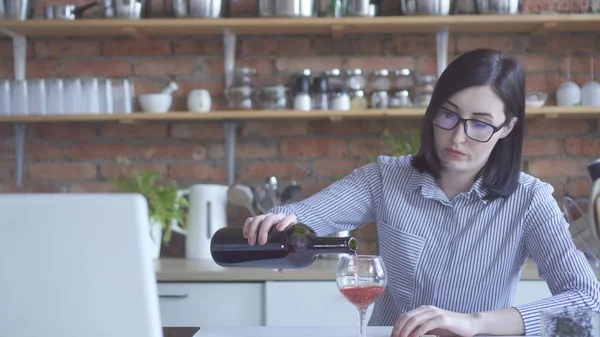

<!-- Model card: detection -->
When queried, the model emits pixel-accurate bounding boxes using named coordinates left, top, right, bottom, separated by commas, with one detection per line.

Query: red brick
left=168, top=163, right=227, bottom=181
left=280, top=138, right=348, bottom=157
left=0, top=39, right=33, bottom=59
left=205, top=58, right=276, bottom=77
left=173, top=38, right=222, bottom=56
left=28, top=143, right=66, bottom=161
left=34, top=123, right=98, bottom=140
left=559, top=54, right=597, bottom=74
left=29, top=162, right=97, bottom=181
left=346, top=56, right=415, bottom=72
left=70, top=182, right=118, bottom=193
left=103, top=39, right=172, bottom=56
left=385, top=35, right=441, bottom=54
left=63, top=59, right=131, bottom=77
left=28, top=60, right=61, bottom=78
left=176, top=80, right=224, bottom=98
left=416, top=55, right=437, bottom=75
left=137, top=144, right=207, bottom=160
left=566, top=138, right=600, bottom=156
left=312, top=159, right=368, bottom=178
left=242, top=38, right=311, bottom=56
left=566, top=178, right=592, bottom=198
left=527, top=159, right=589, bottom=177
left=99, top=162, right=168, bottom=180
left=276, top=57, right=343, bottom=73
left=522, top=139, right=565, bottom=156
left=455, top=35, right=513, bottom=53
left=240, top=161, right=297, bottom=181
left=241, top=121, right=309, bottom=137
left=171, top=122, right=224, bottom=139
left=314, top=38, right=382, bottom=55
left=68, top=143, right=134, bottom=160
left=349, top=138, right=384, bottom=158
left=100, top=124, right=168, bottom=139
left=210, top=141, right=278, bottom=159
left=34, top=40, right=101, bottom=58
left=517, top=54, right=558, bottom=73
left=1, top=182, right=65, bottom=193
left=526, top=119, right=592, bottom=136
left=311, top=120, right=382, bottom=135
left=134, top=59, right=196, bottom=76
left=542, top=177, right=567, bottom=197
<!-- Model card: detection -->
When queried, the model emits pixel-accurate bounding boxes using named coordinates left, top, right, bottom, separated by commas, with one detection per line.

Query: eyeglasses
left=433, top=108, right=511, bottom=143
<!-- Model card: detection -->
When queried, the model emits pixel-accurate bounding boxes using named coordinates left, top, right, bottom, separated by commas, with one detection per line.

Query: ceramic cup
left=187, top=89, right=211, bottom=113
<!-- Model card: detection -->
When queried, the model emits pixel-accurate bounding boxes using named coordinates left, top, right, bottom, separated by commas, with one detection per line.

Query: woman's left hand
left=390, top=305, right=478, bottom=337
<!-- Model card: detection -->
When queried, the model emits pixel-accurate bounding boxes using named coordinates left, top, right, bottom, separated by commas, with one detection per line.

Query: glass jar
left=370, top=90, right=389, bottom=109
left=346, top=69, right=365, bottom=91
left=350, top=90, right=368, bottom=110
left=325, top=69, right=344, bottom=92
left=257, top=85, right=289, bottom=110
left=371, top=69, right=390, bottom=92
left=331, top=89, right=350, bottom=111
left=393, top=69, right=414, bottom=91
left=225, top=85, right=253, bottom=110
left=414, top=74, right=436, bottom=108
left=389, top=90, right=412, bottom=108
left=231, top=67, right=257, bottom=87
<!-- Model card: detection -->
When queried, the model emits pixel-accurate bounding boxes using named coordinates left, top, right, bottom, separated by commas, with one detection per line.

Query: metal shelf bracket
left=223, top=28, right=237, bottom=186
left=0, top=27, right=27, bottom=188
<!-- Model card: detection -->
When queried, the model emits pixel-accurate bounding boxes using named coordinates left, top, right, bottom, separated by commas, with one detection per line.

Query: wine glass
left=336, top=255, right=387, bottom=337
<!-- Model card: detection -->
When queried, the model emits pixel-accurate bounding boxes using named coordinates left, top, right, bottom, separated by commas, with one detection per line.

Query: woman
left=242, top=48, right=600, bottom=337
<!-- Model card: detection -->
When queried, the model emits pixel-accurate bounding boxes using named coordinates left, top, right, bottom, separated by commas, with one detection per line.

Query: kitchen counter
left=195, top=326, right=532, bottom=337
left=154, top=257, right=549, bottom=282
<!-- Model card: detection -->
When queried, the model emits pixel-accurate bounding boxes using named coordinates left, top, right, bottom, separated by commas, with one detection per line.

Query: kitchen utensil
left=0, top=0, right=33, bottom=20
left=43, top=2, right=97, bottom=19
left=400, top=0, right=451, bottom=15
left=227, top=184, right=257, bottom=216
left=187, top=89, right=212, bottom=113
left=581, top=55, right=600, bottom=107
left=171, top=184, right=229, bottom=260
left=258, top=0, right=317, bottom=17
left=102, top=0, right=147, bottom=19
left=159, top=81, right=179, bottom=95
left=525, top=91, right=547, bottom=107
left=345, top=0, right=381, bottom=16
left=476, top=0, right=520, bottom=14
left=139, top=93, right=172, bottom=114
left=172, top=0, right=233, bottom=17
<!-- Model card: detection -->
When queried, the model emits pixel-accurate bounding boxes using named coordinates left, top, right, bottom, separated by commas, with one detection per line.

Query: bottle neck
left=310, top=236, right=358, bottom=255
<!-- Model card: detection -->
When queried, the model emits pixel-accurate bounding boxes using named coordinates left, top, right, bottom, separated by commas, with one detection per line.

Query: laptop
left=0, top=193, right=195, bottom=337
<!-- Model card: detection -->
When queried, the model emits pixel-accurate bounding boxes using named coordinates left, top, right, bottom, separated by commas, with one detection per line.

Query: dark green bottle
left=210, top=223, right=358, bottom=269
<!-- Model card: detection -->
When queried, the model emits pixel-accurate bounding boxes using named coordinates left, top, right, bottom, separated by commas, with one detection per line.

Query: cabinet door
left=157, top=282, right=264, bottom=327
left=265, top=281, right=374, bottom=326
left=513, top=281, right=552, bottom=306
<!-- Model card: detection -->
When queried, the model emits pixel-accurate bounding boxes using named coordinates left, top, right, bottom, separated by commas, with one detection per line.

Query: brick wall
left=1, top=0, right=600, bottom=256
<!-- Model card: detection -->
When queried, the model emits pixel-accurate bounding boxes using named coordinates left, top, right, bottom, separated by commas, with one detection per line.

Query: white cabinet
left=264, top=281, right=373, bottom=326
left=513, top=280, right=552, bottom=306
left=157, top=282, right=264, bottom=327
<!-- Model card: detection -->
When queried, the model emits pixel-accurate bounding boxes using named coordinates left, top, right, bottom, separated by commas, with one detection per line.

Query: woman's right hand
left=243, top=212, right=298, bottom=246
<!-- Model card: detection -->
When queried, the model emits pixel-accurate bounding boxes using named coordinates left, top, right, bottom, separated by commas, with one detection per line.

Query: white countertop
left=194, top=326, right=530, bottom=337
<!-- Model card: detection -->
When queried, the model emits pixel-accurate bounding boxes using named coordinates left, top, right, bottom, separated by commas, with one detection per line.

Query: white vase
left=148, top=220, right=163, bottom=260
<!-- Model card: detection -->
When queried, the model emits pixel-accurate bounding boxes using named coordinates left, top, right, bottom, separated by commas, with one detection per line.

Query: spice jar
left=350, top=90, right=368, bottom=110
left=371, top=69, right=391, bottom=91
left=331, top=89, right=350, bottom=111
left=414, top=74, right=436, bottom=108
left=393, top=69, right=413, bottom=91
left=312, top=76, right=328, bottom=110
left=346, top=69, right=365, bottom=91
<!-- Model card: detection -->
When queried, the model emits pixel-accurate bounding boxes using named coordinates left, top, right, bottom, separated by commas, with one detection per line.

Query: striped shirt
left=270, top=154, right=600, bottom=335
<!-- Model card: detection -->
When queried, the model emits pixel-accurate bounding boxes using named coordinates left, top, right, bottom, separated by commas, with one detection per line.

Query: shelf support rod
left=223, top=28, right=237, bottom=186
left=0, top=28, right=27, bottom=188
left=436, top=25, right=450, bottom=79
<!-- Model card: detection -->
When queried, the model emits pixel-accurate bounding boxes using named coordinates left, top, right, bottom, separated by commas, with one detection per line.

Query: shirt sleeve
left=267, top=158, right=384, bottom=236
left=514, top=182, right=600, bottom=335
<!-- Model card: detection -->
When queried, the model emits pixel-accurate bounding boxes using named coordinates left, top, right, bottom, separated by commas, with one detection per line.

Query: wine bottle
left=210, top=223, right=358, bottom=269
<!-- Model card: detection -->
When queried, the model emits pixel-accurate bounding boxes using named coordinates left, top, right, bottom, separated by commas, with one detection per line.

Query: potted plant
left=111, top=157, right=188, bottom=259
left=365, top=127, right=421, bottom=162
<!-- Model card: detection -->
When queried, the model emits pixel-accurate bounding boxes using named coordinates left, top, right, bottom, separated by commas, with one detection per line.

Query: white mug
left=187, top=89, right=211, bottom=113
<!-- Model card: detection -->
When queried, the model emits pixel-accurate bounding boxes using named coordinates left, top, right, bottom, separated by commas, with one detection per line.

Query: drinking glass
left=336, top=255, right=387, bottom=337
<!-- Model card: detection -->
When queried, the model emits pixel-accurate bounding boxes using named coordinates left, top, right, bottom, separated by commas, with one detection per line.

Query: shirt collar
left=406, top=168, right=488, bottom=204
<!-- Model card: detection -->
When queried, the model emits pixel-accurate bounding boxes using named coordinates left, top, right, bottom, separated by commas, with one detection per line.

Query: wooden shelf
left=0, top=106, right=598, bottom=123
left=2, top=14, right=600, bottom=38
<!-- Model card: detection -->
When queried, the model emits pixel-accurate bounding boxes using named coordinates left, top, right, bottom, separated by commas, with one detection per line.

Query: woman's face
left=432, top=85, right=517, bottom=176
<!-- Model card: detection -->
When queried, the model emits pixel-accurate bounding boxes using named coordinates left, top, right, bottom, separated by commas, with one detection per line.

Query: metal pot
left=346, top=0, right=382, bottom=16
left=258, top=0, right=317, bottom=17
left=400, top=0, right=451, bottom=15
left=476, top=0, right=520, bottom=13
left=0, top=0, right=34, bottom=20
left=172, top=0, right=234, bottom=18
left=43, top=1, right=97, bottom=20
left=102, top=0, right=147, bottom=19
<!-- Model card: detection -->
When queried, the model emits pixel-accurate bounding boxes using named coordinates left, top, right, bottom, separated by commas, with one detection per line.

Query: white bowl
left=139, top=94, right=172, bottom=114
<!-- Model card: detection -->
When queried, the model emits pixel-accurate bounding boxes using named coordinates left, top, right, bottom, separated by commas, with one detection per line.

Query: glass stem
left=359, top=308, right=367, bottom=337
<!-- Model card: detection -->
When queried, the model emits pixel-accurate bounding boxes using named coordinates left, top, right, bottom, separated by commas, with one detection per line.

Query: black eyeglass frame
left=432, top=108, right=514, bottom=143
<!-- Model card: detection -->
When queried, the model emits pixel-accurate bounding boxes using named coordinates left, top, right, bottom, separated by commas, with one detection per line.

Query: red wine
left=210, top=223, right=358, bottom=269
left=339, top=285, right=385, bottom=310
